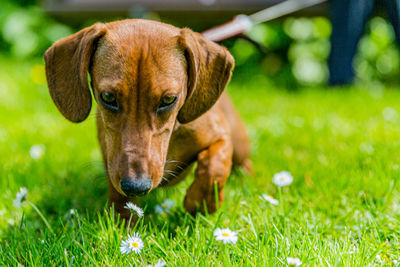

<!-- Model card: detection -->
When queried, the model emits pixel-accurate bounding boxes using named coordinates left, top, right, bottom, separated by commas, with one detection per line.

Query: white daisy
left=65, top=208, right=77, bottom=221
left=261, top=194, right=279, bottom=205
left=120, top=233, right=144, bottom=254
left=124, top=202, right=144, bottom=218
left=161, top=199, right=174, bottom=211
left=146, top=259, right=166, bottom=267
left=382, top=106, right=398, bottom=121
left=272, top=171, right=293, bottom=187
left=154, top=199, right=174, bottom=218
left=13, top=187, right=28, bottom=208
left=29, top=145, right=45, bottom=160
left=375, top=255, right=383, bottom=264
left=239, top=201, right=248, bottom=206
left=287, top=257, right=302, bottom=266
left=213, top=228, right=238, bottom=244
left=155, top=205, right=168, bottom=218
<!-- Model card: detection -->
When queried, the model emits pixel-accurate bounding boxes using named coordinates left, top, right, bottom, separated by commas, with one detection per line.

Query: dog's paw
left=183, top=182, right=224, bottom=216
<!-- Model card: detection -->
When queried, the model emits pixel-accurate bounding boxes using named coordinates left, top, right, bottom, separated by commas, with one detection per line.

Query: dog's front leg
left=184, top=136, right=233, bottom=215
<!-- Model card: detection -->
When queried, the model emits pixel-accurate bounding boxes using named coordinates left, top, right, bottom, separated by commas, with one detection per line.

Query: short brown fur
left=44, top=19, right=251, bottom=219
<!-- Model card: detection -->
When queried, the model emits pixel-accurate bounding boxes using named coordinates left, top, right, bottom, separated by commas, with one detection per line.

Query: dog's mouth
left=125, top=191, right=147, bottom=197
left=124, top=188, right=153, bottom=197
left=119, top=188, right=152, bottom=198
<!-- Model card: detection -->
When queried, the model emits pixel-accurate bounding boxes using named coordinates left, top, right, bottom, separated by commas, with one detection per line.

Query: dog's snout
left=120, top=176, right=152, bottom=197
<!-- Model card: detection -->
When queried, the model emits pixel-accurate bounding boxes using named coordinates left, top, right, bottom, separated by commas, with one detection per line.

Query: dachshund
left=44, top=19, right=251, bottom=220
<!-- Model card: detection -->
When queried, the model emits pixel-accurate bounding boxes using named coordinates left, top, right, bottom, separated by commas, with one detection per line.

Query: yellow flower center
left=162, top=204, right=168, bottom=209
left=131, top=242, right=139, bottom=248
left=222, top=233, right=229, bottom=237
left=279, top=176, right=285, bottom=181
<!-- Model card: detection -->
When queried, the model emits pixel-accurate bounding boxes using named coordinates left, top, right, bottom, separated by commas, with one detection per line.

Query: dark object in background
left=43, top=0, right=326, bottom=30
left=328, top=0, right=400, bottom=86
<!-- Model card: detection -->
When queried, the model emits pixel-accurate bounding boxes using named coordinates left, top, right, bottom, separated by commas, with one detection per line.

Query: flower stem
left=127, top=213, right=133, bottom=232
left=224, top=245, right=231, bottom=265
left=140, top=254, right=145, bottom=267
left=278, top=187, right=284, bottom=216
left=27, top=200, right=54, bottom=235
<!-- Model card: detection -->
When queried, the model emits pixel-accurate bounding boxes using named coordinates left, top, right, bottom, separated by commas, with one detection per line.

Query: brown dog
left=44, top=19, right=250, bottom=219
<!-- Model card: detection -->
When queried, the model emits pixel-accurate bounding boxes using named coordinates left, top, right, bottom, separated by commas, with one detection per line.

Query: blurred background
left=2, top=2, right=400, bottom=261
left=1, top=0, right=400, bottom=88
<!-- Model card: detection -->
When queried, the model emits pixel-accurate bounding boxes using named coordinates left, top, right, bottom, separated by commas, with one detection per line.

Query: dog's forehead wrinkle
left=97, top=39, right=127, bottom=68
left=97, top=35, right=185, bottom=99
left=97, top=78, right=123, bottom=91
left=148, top=44, right=182, bottom=67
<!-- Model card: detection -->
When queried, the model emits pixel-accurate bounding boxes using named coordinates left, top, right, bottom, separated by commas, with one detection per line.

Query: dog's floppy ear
left=44, top=23, right=106, bottom=122
left=178, top=28, right=234, bottom=124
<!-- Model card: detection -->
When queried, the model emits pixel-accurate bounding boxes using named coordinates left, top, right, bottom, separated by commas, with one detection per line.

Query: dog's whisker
left=163, top=171, right=178, bottom=178
left=164, top=169, right=178, bottom=174
left=175, top=165, right=185, bottom=171
left=165, top=159, right=188, bottom=165
left=165, top=159, right=188, bottom=171
left=168, top=164, right=186, bottom=172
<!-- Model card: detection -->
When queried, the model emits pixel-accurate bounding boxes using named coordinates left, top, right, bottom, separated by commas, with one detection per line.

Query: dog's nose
left=120, top=176, right=152, bottom=197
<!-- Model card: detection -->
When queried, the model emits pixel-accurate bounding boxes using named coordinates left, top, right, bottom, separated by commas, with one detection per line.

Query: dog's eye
left=100, top=92, right=118, bottom=111
left=101, top=92, right=116, bottom=103
left=159, top=96, right=177, bottom=109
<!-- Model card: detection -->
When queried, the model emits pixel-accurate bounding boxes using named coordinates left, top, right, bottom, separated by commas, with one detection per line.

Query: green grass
left=1, top=57, right=400, bottom=266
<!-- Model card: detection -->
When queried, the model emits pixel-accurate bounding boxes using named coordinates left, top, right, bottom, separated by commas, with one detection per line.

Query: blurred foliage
left=1, top=0, right=399, bottom=87
left=228, top=16, right=400, bottom=87
left=354, top=17, right=400, bottom=84
left=0, top=0, right=73, bottom=59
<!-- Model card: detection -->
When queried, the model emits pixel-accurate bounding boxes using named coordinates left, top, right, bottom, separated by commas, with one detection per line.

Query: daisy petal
left=214, top=228, right=238, bottom=244
left=272, top=171, right=293, bottom=187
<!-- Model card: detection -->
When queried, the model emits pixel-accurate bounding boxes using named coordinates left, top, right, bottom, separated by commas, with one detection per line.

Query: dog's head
left=44, top=19, right=234, bottom=197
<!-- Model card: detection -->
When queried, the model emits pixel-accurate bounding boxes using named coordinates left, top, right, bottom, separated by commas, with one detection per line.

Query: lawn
left=0, top=57, right=400, bottom=266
